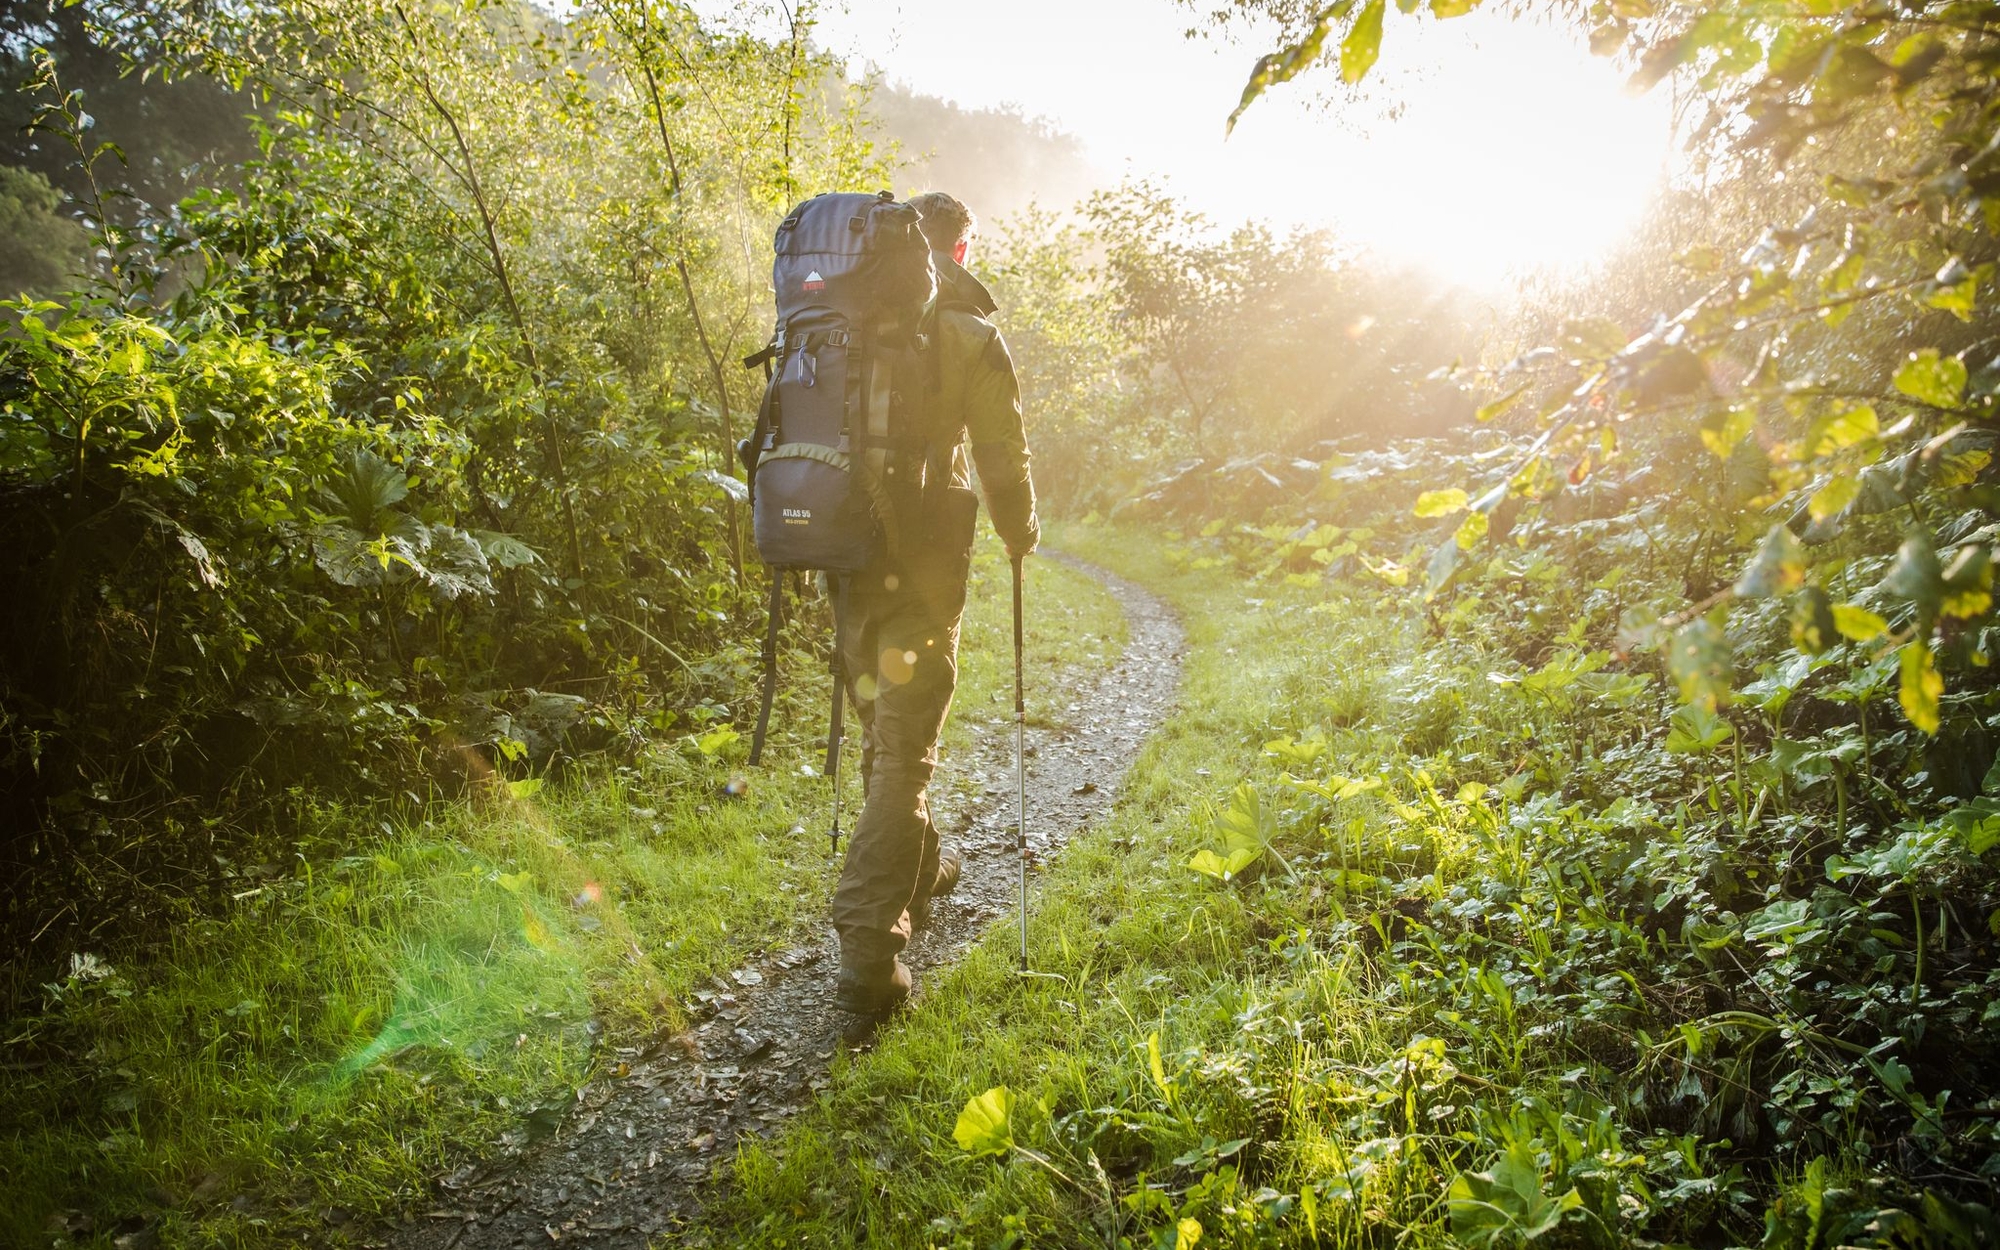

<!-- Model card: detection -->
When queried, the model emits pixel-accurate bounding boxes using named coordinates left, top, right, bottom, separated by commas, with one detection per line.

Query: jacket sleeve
left=964, top=325, right=1040, bottom=556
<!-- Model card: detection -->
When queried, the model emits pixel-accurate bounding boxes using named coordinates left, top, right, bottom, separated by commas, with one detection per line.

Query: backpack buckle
left=826, top=329, right=849, bottom=347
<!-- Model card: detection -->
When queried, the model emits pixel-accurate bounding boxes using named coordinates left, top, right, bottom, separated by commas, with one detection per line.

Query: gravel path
left=381, top=553, right=1184, bottom=1249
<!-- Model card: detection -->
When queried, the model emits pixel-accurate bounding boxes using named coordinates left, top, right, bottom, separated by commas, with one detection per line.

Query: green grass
left=710, top=520, right=1334, bottom=1248
left=699, top=519, right=1968, bottom=1250
left=0, top=537, right=1122, bottom=1249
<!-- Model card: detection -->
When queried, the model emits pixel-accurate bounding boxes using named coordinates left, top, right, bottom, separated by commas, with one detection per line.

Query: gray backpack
left=737, top=192, right=939, bottom=801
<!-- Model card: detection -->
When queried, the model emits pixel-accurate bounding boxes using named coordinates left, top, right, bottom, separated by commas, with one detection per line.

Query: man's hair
left=908, top=191, right=976, bottom=252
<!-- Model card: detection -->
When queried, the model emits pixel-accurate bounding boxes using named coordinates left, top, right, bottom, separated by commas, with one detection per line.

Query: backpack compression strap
left=824, top=575, right=848, bottom=853
left=748, top=571, right=784, bottom=766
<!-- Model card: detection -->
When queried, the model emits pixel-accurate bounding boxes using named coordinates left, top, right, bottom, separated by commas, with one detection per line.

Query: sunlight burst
left=1322, top=23, right=1671, bottom=286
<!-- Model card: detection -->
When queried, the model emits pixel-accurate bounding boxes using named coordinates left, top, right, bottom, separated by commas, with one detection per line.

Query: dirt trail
left=383, top=553, right=1183, bottom=1249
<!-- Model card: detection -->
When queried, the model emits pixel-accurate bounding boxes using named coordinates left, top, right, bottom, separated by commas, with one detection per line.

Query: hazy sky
left=701, top=0, right=1678, bottom=285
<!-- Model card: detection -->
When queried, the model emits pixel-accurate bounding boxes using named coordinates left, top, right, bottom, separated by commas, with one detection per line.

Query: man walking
left=831, top=191, right=1040, bottom=1018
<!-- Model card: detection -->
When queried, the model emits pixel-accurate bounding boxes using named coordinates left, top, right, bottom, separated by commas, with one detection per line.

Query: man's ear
left=951, top=239, right=970, bottom=266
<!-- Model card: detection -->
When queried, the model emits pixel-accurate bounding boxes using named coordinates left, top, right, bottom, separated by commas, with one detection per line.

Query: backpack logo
left=783, top=507, right=812, bottom=525
left=803, top=270, right=825, bottom=292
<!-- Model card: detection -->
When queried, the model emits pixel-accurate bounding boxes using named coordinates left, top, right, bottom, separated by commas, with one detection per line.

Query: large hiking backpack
left=737, top=192, right=940, bottom=814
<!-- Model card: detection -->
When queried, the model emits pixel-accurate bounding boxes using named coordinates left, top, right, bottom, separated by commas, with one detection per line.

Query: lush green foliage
left=6, top=0, right=1999, bottom=1245
left=0, top=0, right=883, bottom=969
left=0, top=542, right=1123, bottom=1247
left=1213, top=0, right=2000, bottom=721
left=722, top=517, right=1997, bottom=1248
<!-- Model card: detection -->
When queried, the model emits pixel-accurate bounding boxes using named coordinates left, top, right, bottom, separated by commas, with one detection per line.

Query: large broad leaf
left=1665, top=703, right=1734, bottom=754
left=1806, top=404, right=1878, bottom=456
left=695, top=725, right=741, bottom=757
left=1899, top=640, right=1943, bottom=734
left=695, top=467, right=749, bottom=504
left=319, top=448, right=411, bottom=530
left=1790, top=587, right=1839, bottom=655
left=475, top=530, right=541, bottom=569
left=1187, top=847, right=1261, bottom=882
left=1447, top=1143, right=1583, bottom=1247
left=1414, top=487, right=1469, bottom=517
left=1425, top=538, right=1461, bottom=601
left=1216, top=784, right=1274, bottom=864
left=1734, top=524, right=1808, bottom=599
left=1883, top=532, right=1945, bottom=619
left=313, top=520, right=411, bottom=589
left=1942, top=544, right=1993, bottom=619
left=1831, top=603, right=1889, bottom=642
left=1476, top=384, right=1529, bottom=423
left=1700, top=407, right=1755, bottom=460
left=1668, top=616, right=1732, bottom=708
left=1808, top=475, right=1861, bottom=522
left=1942, top=799, right=2000, bottom=857
left=1895, top=349, right=1968, bottom=409
left=1262, top=733, right=1327, bottom=766
left=420, top=525, right=497, bottom=600
left=952, top=1086, right=1014, bottom=1157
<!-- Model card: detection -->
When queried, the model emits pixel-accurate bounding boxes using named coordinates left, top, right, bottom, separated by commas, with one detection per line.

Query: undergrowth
left=711, top=518, right=2000, bottom=1250
left=0, top=541, right=1122, bottom=1249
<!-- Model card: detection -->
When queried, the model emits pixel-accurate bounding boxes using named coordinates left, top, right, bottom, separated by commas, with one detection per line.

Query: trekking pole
left=1011, top=554, right=1067, bottom=987
left=1013, top=553, right=1028, bottom=973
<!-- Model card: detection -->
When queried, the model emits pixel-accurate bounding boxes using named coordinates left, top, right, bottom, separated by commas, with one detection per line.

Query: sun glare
left=1319, top=20, right=1673, bottom=287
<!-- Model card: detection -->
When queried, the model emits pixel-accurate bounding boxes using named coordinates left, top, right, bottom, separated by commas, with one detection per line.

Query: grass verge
left=0, top=537, right=1122, bottom=1249
left=704, top=519, right=1998, bottom=1250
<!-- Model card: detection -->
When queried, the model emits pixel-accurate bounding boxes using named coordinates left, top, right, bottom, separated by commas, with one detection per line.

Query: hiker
left=828, top=190, right=1040, bottom=1016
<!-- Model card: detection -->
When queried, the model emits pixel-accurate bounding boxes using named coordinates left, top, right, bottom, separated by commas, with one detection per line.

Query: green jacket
left=926, top=255, right=1039, bottom=557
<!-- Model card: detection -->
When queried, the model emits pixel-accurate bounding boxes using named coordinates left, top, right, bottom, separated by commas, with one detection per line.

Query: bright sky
left=703, top=0, right=1677, bottom=289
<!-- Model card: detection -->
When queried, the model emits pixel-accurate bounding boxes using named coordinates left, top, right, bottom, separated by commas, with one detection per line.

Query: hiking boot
left=832, top=956, right=911, bottom=1016
left=908, top=850, right=963, bottom=932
